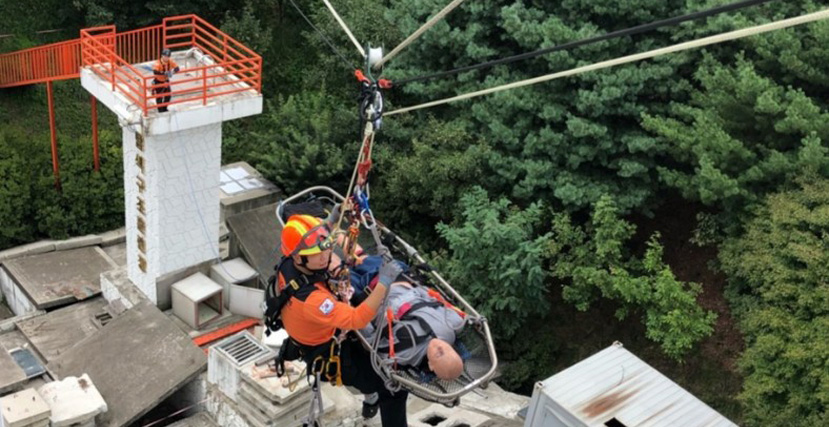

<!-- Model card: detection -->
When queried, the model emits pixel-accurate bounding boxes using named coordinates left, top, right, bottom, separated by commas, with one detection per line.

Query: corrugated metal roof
left=541, top=342, right=737, bottom=427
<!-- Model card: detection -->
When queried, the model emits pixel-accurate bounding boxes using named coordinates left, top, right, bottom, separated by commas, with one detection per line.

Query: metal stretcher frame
left=276, top=186, right=498, bottom=405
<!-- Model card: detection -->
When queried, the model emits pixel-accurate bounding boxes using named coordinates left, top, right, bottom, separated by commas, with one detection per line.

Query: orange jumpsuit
left=278, top=273, right=376, bottom=346
left=151, top=59, right=178, bottom=112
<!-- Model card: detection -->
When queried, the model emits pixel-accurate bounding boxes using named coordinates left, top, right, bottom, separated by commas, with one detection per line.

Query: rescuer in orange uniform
left=274, top=213, right=408, bottom=426
left=152, top=48, right=179, bottom=112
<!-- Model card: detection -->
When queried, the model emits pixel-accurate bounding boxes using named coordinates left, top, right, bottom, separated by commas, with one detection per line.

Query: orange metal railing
left=80, top=14, right=262, bottom=115
left=2, top=15, right=262, bottom=115
left=0, top=25, right=163, bottom=88
left=0, top=38, right=81, bottom=87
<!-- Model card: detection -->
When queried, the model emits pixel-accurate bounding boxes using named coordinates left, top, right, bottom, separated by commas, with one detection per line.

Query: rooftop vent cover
left=92, top=311, right=113, bottom=328
left=213, top=331, right=270, bottom=367
left=10, top=348, right=46, bottom=378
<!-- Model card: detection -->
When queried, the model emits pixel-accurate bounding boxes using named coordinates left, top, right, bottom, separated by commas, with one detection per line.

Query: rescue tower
left=79, top=16, right=263, bottom=305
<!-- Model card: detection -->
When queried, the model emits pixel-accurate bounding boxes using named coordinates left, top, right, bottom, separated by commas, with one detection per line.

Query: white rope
left=373, top=0, right=467, bottom=70
left=321, top=0, right=366, bottom=58
left=386, top=8, right=829, bottom=116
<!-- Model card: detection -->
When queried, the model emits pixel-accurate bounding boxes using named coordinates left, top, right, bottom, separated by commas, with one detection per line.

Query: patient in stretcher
left=327, top=233, right=465, bottom=380
left=361, top=281, right=466, bottom=380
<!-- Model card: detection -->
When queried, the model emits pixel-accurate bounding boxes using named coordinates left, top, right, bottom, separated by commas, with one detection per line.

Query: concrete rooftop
left=16, top=297, right=108, bottom=363
left=48, top=300, right=207, bottom=427
left=1, top=246, right=118, bottom=310
left=0, top=342, right=27, bottom=395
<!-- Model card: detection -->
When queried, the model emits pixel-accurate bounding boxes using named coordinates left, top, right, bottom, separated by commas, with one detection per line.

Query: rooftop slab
left=528, top=342, right=737, bottom=427
left=219, top=163, right=281, bottom=222
left=101, top=243, right=126, bottom=268
left=0, top=388, right=50, bottom=427
left=0, top=343, right=28, bottom=395
left=16, top=297, right=108, bottom=363
left=226, top=203, right=280, bottom=286
left=48, top=300, right=207, bottom=427
left=1, top=247, right=118, bottom=310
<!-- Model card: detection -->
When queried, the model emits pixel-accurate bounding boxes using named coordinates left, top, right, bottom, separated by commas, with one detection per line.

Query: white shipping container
left=524, top=342, right=738, bottom=427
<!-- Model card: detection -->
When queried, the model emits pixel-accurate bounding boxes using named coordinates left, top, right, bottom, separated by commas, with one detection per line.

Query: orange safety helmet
left=281, top=215, right=333, bottom=257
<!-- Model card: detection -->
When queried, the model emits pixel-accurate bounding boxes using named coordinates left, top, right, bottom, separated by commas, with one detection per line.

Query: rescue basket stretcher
left=276, top=186, right=498, bottom=406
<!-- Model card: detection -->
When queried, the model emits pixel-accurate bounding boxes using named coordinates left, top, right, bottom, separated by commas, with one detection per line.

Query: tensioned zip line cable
left=386, top=8, right=829, bottom=116
left=393, top=0, right=776, bottom=86
left=322, top=0, right=367, bottom=58
left=372, top=0, right=468, bottom=70
left=288, top=0, right=356, bottom=70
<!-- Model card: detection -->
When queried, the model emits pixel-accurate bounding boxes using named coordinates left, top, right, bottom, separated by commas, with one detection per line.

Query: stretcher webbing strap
left=386, top=307, right=396, bottom=364
left=427, top=288, right=467, bottom=318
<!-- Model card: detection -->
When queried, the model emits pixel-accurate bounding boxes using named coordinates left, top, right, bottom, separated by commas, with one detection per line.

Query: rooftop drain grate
left=213, top=331, right=271, bottom=366
left=92, top=311, right=113, bottom=328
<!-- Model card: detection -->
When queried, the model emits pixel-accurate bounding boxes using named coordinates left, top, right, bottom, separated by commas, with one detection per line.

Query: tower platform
left=79, top=15, right=262, bottom=134
left=78, top=15, right=264, bottom=306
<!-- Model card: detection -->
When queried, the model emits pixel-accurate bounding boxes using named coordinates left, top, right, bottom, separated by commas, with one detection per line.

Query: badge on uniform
left=319, top=298, right=335, bottom=315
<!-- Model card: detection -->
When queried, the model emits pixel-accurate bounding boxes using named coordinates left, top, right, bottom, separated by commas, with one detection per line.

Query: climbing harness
left=263, top=258, right=329, bottom=336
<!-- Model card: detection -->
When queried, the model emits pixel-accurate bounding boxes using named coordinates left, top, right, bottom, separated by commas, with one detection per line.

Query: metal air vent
left=213, top=331, right=271, bottom=366
left=92, top=311, right=113, bottom=328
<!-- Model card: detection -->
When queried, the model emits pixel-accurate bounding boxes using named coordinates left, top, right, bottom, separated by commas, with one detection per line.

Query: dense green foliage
left=0, top=122, right=123, bottom=247
left=3, top=1, right=829, bottom=424
left=720, top=177, right=829, bottom=426
left=384, top=0, right=694, bottom=211
left=437, top=189, right=716, bottom=357
left=643, top=55, right=829, bottom=220
left=549, top=195, right=716, bottom=358
left=437, top=187, right=551, bottom=339
left=247, top=93, right=357, bottom=195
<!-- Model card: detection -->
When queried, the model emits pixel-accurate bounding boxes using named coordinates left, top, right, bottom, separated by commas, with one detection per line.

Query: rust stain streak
left=582, top=387, right=640, bottom=418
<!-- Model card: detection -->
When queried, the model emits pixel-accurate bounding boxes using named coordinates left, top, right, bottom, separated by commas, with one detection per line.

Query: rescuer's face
left=161, top=55, right=170, bottom=64
left=303, top=249, right=332, bottom=271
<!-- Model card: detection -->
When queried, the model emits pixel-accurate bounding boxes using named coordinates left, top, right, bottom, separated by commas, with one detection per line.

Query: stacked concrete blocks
left=236, top=362, right=333, bottom=427
left=206, top=329, right=335, bottom=427
left=0, top=389, right=50, bottom=427
left=37, top=374, right=107, bottom=427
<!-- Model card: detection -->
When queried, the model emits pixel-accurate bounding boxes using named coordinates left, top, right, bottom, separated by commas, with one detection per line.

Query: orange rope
left=386, top=308, right=396, bottom=363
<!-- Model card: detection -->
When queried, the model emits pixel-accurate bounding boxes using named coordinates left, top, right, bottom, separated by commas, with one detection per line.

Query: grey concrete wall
left=207, top=342, right=242, bottom=402
left=0, top=265, right=36, bottom=316
left=133, top=374, right=208, bottom=426
left=205, top=382, right=251, bottom=427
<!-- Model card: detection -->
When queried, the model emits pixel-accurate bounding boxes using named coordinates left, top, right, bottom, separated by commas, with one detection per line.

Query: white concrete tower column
left=81, top=51, right=263, bottom=306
